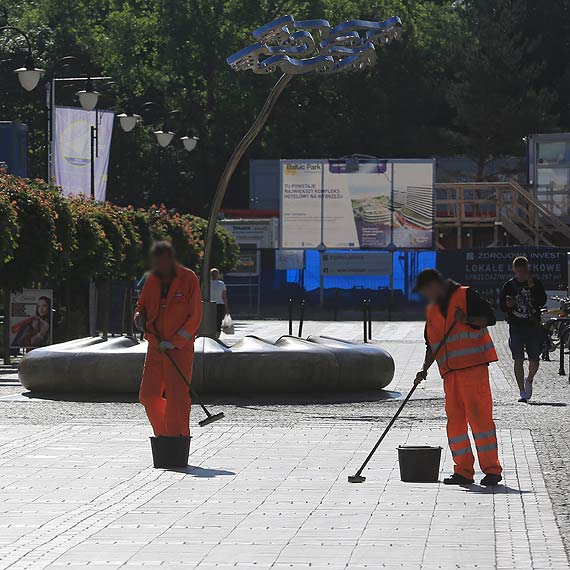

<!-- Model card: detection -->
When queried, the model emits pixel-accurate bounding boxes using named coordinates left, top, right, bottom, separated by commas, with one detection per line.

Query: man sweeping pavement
left=134, top=241, right=202, bottom=437
left=414, top=269, right=503, bottom=487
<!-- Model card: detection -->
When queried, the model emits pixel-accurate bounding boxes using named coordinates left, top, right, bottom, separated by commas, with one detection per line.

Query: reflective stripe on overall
left=426, top=286, right=498, bottom=377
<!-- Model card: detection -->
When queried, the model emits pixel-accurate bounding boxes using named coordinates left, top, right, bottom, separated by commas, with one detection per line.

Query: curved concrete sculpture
left=19, top=335, right=394, bottom=394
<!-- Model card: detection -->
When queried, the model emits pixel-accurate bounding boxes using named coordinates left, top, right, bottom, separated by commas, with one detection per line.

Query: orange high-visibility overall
left=135, top=264, right=202, bottom=437
left=426, top=286, right=502, bottom=480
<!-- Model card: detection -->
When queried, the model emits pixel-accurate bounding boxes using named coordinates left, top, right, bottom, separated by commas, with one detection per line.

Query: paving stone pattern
left=0, top=320, right=569, bottom=568
left=0, top=422, right=566, bottom=569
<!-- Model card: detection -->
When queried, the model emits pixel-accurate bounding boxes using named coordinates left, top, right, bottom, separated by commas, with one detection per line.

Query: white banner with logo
left=54, top=106, right=114, bottom=201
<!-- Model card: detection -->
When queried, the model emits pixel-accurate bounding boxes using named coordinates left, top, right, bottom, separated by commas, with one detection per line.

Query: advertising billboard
left=10, top=289, right=53, bottom=348
left=280, top=159, right=434, bottom=250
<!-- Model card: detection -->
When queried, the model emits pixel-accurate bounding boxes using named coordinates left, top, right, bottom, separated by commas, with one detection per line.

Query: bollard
left=558, top=325, right=570, bottom=375
left=334, top=290, right=339, bottom=321
left=298, top=299, right=305, bottom=338
left=363, top=299, right=368, bottom=343
left=368, top=298, right=373, bottom=340
left=288, top=298, right=293, bottom=336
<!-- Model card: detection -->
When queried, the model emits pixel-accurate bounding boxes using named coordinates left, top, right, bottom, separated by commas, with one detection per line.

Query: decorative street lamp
left=0, top=25, right=43, bottom=91
left=45, top=55, right=109, bottom=180
left=75, top=77, right=100, bottom=112
left=200, top=15, right=403, bottom=308
left=181, top=135, right=199, bottom=152
left=119, top=101, right=198, bottom=151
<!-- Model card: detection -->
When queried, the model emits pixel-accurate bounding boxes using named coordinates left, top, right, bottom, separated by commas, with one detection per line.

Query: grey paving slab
left=0, top=320, right=569, bottom=568
left=0, top=422, right=565, bottom=570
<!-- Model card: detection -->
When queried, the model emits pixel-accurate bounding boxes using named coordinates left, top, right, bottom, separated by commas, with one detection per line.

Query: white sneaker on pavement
left=524, top=377, right=533, bottom=400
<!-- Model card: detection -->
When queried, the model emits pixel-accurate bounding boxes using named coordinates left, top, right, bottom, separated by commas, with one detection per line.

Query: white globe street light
left=117, top=113, right=141, bottom=132
left=154, top=129, right=175, bottom=147
left=15, top=65, right=42, bottom=91
left=181, top=135, right=198, bottom=152
left=76, top=78, right=100, bottom=112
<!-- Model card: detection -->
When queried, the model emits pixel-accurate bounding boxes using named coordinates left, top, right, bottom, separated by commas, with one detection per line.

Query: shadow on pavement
left=225, top=390, right=402, bottom=410
left=15, top=390, right=401, bottom=406
left=20, top=392, right=139, bottom=403
left=528, top=401, right=567, bottom=407
left=461, top=484, right=531, bottom=494
left=174, top=465, right=236, bottom=478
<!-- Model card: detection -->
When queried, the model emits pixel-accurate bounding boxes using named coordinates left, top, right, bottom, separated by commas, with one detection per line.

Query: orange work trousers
left=444, top=364, right=502, bottom=480
left=139, top=346, right=193, bottom=437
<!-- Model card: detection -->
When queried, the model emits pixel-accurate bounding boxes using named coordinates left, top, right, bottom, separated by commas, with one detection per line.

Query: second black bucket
left=150, top=436, right=191, bottom=469
left=398, top=445, right=442, bottom=482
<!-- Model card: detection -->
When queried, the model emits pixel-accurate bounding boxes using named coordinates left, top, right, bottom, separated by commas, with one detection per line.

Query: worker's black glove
left=414, top=370, right=427, bottom=386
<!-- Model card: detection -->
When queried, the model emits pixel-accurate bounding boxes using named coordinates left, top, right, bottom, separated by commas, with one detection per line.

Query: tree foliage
left=0, top=0, right=566, bottom=204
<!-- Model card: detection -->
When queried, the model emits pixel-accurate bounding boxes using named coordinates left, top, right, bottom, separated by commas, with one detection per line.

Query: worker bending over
left=134, top=241, right=202, bottom=437
left=414, top=269, right=503, bottom=487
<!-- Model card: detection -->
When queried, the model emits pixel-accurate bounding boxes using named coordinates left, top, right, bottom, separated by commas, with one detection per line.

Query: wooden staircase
left=435, top=180, right=570, bottom=249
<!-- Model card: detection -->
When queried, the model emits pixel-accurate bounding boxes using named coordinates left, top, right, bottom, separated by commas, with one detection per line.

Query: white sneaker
left=524, top=377, right=533, bottom=400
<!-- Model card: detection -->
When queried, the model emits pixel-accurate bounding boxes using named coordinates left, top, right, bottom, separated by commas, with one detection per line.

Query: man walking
left=414, top=269, right=503, bottom=487
left=134, top=241, right=202, bottom=437
left=499, top=256, right=546, bottom=403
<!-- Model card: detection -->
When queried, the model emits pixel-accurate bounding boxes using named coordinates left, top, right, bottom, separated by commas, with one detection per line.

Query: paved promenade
left=0, top=321, right=569, bottom=569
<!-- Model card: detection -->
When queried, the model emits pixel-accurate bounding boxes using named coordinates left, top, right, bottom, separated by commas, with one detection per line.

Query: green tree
left=447, top=0, right=558, bottom=179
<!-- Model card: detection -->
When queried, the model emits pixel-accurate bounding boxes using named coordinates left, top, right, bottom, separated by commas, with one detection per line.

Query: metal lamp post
left=200, top=15, right=403, bottom=315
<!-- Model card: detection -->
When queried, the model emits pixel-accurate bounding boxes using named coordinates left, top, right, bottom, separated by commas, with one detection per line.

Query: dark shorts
left=216, top=304, right=226, bottom=333
left=509, top=323, right=542, bottom=362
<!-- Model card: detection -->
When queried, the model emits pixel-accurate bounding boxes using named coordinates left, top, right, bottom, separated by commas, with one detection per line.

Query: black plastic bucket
left=398, top=445, right=442, bottom=482
left=150, top=436, right=191, bottom=469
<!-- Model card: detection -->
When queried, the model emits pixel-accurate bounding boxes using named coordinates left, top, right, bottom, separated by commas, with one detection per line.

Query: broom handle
left=144, top=327, right=212, bottom=418
left=163, top=351, right=212, bottom=417
left=353, top=321, right=457, bottom=477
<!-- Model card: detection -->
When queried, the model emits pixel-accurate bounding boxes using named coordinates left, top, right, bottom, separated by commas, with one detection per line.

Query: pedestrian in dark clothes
left=499, top=256, right=547, bottom=403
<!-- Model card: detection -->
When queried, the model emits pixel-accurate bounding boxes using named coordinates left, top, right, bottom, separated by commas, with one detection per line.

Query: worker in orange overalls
left=134, top=241, right=202, bottom=437
left=413, top=269, right=503, bottom=487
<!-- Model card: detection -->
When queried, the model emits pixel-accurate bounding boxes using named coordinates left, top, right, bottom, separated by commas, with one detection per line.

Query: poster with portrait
left=10, top=289, right=53, bottom=348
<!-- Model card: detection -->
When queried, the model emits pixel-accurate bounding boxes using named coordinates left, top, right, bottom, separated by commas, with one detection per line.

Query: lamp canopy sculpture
left=227, top=15, right=401, bottom=75
left=200, top=15, right=402, bottom=318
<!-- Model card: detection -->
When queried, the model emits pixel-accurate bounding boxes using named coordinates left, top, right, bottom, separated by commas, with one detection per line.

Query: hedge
left=0, top=173, right=239, bottom=291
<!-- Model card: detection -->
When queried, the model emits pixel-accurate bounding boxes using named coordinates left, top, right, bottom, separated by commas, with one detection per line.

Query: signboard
left=54, top=106, right=114, bottom=201
left=10, top=289, right=53, bottom=348
left=219, top=218, right=278, bottom=248
left=321, top=251, right=392, bottom=276
left=280, top=159, right=434, bottom=250
left=275, top=249, right=304, bottom=270
left=437, top=248, right=568, bottom=301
